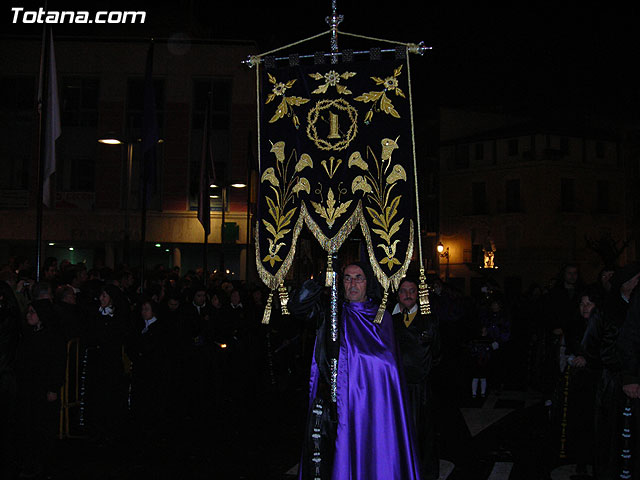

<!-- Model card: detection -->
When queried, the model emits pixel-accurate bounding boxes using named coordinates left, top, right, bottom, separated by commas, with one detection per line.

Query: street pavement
left=34, top=385, right=593, bottom=479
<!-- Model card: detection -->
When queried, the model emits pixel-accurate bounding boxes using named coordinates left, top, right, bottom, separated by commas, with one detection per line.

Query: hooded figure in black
left=15, top=301, right=66, bottom=478
left=0, top=280, right=22, bottom=478
left=87, top=284, right=130, bottom=442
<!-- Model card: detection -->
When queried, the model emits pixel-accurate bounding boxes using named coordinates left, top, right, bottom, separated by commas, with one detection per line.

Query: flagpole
left=140, top=39, right=159, bottom=295
left=203, top=227, right=208, bottom=277
left=36, top=25, right=51, bottom=282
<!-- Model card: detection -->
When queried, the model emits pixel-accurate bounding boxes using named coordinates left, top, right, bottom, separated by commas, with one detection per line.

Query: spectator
left=15, top=302, right=65, bottom=479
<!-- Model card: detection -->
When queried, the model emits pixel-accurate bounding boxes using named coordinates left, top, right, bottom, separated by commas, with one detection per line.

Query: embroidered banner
left=256, top=58, right=415, bottom=301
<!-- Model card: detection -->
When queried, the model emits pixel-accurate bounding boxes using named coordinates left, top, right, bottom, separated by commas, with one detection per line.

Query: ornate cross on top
left=326, top=0, right=343, bottom=64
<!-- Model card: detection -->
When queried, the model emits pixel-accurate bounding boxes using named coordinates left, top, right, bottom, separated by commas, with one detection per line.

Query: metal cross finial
left=326, top=0, right=343, bottom=64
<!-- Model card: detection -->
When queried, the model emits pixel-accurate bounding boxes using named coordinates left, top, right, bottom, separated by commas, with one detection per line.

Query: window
left=561, top=178, right=575, bottom=212
left=189, top=79, right=232, bottom=211
left=505, top=179, right=521, bottom=212
left=472, top=181, right=487, bottom=214
left=61, top=77, right=99, bottom=127
left=475, top=143, right=484, bottom=161
left=560, top=136, right=569, bottom=155
left=454, top=143, right=469, bottom=169
left=595, top=141, right=605, bottom=159
left=508, top=139, right=518, bottom=156
left=597, top=180, right=610, bottom=213
left=125, top=78, right=165, bottom=210
left=56, top=77, right=100, bottom=193
left=0, top=76, right=36, bottom=195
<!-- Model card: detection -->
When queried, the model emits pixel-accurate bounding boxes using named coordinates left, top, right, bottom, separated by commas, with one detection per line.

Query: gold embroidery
left=262, top=291, right=274, bottom=324
left=354, top=139, right=406, bottom=271
left=348, top=151, right=369, bottom=171
left=418, top=267, right=432, bottom=315
left=255, top=214, right=305, bottom=291
left=308, top=70, right=356, bottom=95
left=279, top=284, right=289, bottom=315
left=310, top=185, right=352, bottom=229
left=321, top=156, right=342, bottom=179
left=306, top=99, right=358, bottom=151
left=265, top=73, right=310, bottom=128
left=294, top=153, right=313, bottom=172
left=374, top=289, right=389, bottom=324
left=301, top=201, right=362, bottom=254
left=354, top=65, right=406, bottom=124
left=359, top=214, right=414, bottom=292
left=292, top=177, right=311, bottom=195
left=260, top=142, right=307, bottom=268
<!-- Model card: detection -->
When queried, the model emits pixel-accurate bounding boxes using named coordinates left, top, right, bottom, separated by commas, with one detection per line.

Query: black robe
left=392, top=308, right=441, bottom=480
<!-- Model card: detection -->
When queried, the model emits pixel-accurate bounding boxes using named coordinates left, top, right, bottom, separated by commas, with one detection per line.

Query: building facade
left=437, top=108, right=639, bottom=296
left=0, top=34, right=258, bottom=278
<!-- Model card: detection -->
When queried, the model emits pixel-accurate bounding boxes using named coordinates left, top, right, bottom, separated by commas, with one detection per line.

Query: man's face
left=141, top=302, right=153, bottom=321
left=167, top=298, right=179, bottom=311
left=230, top=291, right=240, bottom=305
left=63, top=291, right=76, bottom=305
left=193, top=290, right=206, bottom=307
left=398, top=281, right=418, bottom=311
left=45, top=265, right=57, bottom=279
left=344, top=265, right=367, bottom=303
left=564, top=266, right=578, bottom=286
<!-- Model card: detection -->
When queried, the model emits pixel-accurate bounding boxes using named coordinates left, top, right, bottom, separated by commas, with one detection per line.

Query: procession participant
left=392, top=276, right=441, bottom=480
left=299, top=261, right=421, bottom=480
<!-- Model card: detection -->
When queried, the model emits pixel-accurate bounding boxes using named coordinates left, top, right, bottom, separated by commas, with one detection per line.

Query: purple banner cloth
left=302, top=299, right=422, bottom=480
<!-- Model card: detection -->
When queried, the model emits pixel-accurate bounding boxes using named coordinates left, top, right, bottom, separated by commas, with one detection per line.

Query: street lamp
left=218, top=180, right=246, bottom=273
left=98, top=133, right=134, bottom=265
left=437, top=241, right=450, bottom=281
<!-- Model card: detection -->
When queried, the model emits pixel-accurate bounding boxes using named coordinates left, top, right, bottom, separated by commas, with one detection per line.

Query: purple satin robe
left=303, top=299, right=422, bottom=480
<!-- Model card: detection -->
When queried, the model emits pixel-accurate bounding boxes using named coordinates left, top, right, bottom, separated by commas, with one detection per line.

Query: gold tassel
left=262, top=291, right=274, bottom=324
left=279, top=284, right=290, bottom=315
left=325, top=254, right=334, bottom=287
left=374, top=289, right=388, bottom=324
left=418, top=267, right=432, bottom=315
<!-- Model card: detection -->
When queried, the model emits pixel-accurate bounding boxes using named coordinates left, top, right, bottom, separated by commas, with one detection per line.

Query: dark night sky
left=5, top=1, right=640, bottom=119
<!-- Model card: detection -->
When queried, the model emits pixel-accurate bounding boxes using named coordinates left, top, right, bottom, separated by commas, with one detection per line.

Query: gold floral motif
left=353, top=139, right=407, bottom=271
left=348, top=151, right=369, bottom=171
left=354, top=65, right=406, bottom=125
left=308, top=70, right=356, bottom=95
left=386, top=164, right=407, bottom=184
left=310, top=185, right=352, bottom=229
left=265, top=73, right=310, bottom=128
left=295, top=153, right=313, bottom=172
left=321, top=156, right=342, bottom=179
left=352, top=175, right=372, bottom=194
left=260, top=141, right=310, bottom=268
left=292, top=177, right=310, bottom=195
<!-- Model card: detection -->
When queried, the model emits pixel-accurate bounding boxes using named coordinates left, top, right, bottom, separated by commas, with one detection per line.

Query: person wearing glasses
left=299, top=261, right=421, bottom=480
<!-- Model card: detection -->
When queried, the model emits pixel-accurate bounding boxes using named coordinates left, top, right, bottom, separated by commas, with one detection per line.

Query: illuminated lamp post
left=98, top=133, right=133, bottom=265
left=211, top=180, right=246, bottom=273
left=98, top=132, right=162, bottom=269
left=437, top=241, right=450, bottom=281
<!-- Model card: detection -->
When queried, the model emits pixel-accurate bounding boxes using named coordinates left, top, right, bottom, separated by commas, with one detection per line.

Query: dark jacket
left=617, top=291, right=640, bottom=385
left=392, top=308, right=441, bottom=384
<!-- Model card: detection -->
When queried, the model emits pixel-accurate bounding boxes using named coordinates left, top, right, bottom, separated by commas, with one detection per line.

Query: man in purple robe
left=300, top=261, right=422, bottom=480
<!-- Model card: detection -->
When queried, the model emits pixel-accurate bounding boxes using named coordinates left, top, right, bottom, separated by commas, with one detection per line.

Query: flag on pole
left=141, top=41, right=159, bottom=203
left=198, top=88, right=216, bottom=235
left=37, top=28, right=61, bottom=207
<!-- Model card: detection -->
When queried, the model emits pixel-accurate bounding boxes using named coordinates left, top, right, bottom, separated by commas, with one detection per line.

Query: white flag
left=38, top=29, right=61, bottom=207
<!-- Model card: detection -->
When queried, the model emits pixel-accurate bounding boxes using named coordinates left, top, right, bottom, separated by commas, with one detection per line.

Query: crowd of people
left=0, top=255, right=638, bottom=479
